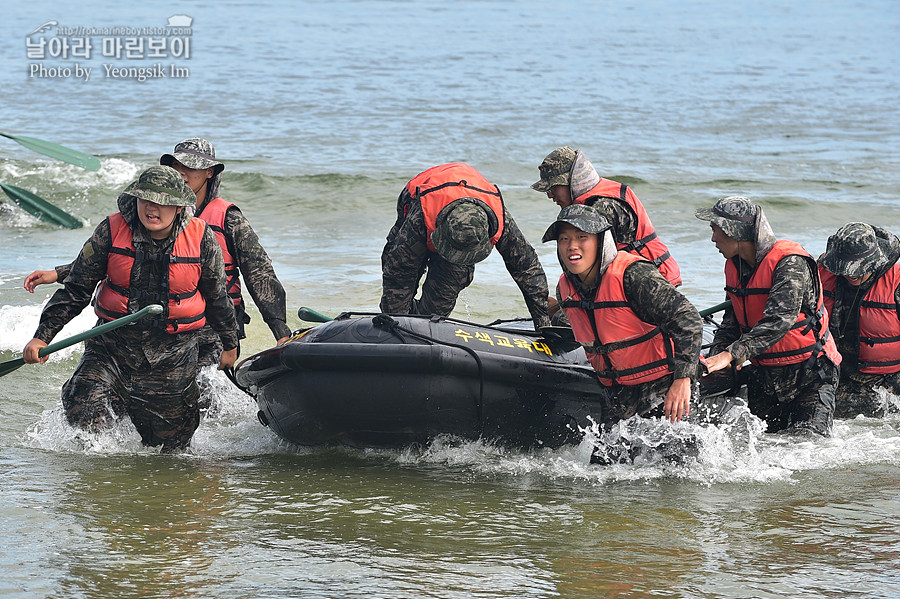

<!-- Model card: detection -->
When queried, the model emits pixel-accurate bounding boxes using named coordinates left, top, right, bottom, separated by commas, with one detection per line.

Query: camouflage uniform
left=56, top=139, right=290, bottom=367
left=697, top=196, right=838, bottom=436
left=190, top=202, right=291, bottom=366
left=819, top=223, right=900, bottom=417
left=532, top=147, right=639, bottom=253
left=381, top=183, right=551, bottom=329
left=34, top=167, right=238, bottom=451
left=545, top=204, right=703, bottom=426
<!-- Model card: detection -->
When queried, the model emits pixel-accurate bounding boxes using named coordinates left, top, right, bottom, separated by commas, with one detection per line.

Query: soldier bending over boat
left=381, top=163, right=550, bottom=329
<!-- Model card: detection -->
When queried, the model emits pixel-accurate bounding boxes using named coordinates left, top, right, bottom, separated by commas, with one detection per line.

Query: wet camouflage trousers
left=834, top=369, right=900, bottom=418
left=60, top=332, right=201, bottom=451
left=411, top=255, right=476, bottom=317
left=600, top=373, right=701, bottom=426
left=743, top=355, right=838, bottom=436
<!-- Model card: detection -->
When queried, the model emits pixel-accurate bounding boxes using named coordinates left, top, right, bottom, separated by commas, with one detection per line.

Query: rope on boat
left=372, top=313, right=487, bottom=437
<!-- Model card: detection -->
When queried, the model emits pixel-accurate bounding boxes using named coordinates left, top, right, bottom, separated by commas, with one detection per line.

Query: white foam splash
left=187, top=366, right=287, bottom=457
left=23, top=405, right=148, bottom=455
left=0, top=157, right=139, bottom=189
left=18, top=366, right=287, bottom=457
left=383, top=400, right=900, bottom=485
left=14, top=366, right=900, bottom=482
left=0, top=303, right=97, bottom=359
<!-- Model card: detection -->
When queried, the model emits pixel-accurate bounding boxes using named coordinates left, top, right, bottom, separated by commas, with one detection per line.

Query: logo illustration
left=166, top=15, right=193, bottom=27
left=28, top=21, right=58, bottom=36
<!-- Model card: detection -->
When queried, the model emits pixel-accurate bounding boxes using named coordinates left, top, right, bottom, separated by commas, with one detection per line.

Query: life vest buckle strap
left=622, top=232, right=658, bottom=254
left=588, top=327, right=662, bottom=355
left=649, top=250, right=670, bottom=268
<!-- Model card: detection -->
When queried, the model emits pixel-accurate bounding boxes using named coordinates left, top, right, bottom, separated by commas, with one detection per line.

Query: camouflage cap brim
left=819, top=222, right=893, bottom=278
left=531, top=172, right=571, bottom=193
left=159, top=138, right=224, bottom=175
left=160, top=151, right=225, bottom=175
left=532, top=146, right=577, bottom=193
left=542, top=204, right=611, bottom=242
left=695, top=201, right=756, bottom=242
left=124, top=166, right=197, bottom=207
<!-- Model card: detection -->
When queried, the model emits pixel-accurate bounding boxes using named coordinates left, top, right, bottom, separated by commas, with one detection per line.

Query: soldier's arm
left=590, top=198, right=638, bottom=245
left=33, top=220, right=112, bottom=343
left=380, top=205, right=428, bottom=314
left=198, top=225, right=239, bottom=351
left=55, top=263, right=72, bottom=282
left=493, top=207, right=550, bottom=328
left=623, top=261, right=702, bottom=380
left=726, top=254, right=810, bottom=363
left=225, top=207, right=291, bottom=340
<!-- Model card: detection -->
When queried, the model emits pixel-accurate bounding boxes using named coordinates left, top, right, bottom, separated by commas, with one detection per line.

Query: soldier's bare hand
left=24, top=270, right=58, bottom=293
left=704, top=351, right=735, bottom=374
left=664, top=377, right=691, bottom=423
left=218, top=347, right=238, bottom=370
left=23, top=338, right=49, bottom=364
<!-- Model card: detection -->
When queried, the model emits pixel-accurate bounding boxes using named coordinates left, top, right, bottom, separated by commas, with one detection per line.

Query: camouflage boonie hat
left=160, top=137, right=225, bottom=175
left=542, top=204, right=611, bottom=243
left=694, top=196, right=757, bottom=241
left=123, top=166, right=197, bottom=207
left=819, top=222, right=892, bottom=278
left=532, top=146, right=577, bottom=193
left=431, top=200, right=494, bottom=265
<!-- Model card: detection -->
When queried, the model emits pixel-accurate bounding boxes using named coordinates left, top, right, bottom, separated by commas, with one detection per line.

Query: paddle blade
left=0, top=133, right=101, bottom=171
left=0, top=182, right=83, bottom=229
left=0, top=357, right=25, bottom=378
left=297, top=307, right=333, bottom=322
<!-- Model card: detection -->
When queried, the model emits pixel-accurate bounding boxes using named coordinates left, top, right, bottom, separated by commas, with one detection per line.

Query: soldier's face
left=557, top=223, right=598, bottom=282
left=137, top=198, right=181, bottom=240
left=547, top=185, right=573, bottom=208
left=844, top=273, right=873, bottom=286
left=710, top=224, right=740, bottom=259
left=170, top=159, right=213, bottom=201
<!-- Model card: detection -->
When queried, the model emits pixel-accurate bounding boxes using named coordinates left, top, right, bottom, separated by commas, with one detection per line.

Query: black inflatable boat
left=233, top=313, right=604, bottom=449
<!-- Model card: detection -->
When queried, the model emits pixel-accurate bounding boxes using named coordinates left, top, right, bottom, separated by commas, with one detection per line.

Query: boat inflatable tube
left=234, top=313, right=604, bottom=449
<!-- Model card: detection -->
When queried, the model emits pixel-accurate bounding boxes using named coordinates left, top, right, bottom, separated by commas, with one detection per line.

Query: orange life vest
left=820, top=262, right=900, bottom=374
left=197, top=197, right=242, bottom=310
left=574, top=179, right=682, bottom=286
left=94, top=212, right=207, bottom=333
left=406, top=163, right=505, bottom=253
left=559, top=252, right=676, bottom=386
left=725, top=240, right=841, bottom=367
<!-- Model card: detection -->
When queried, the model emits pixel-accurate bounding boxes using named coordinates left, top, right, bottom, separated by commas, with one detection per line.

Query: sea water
left=1, top=1, right=899, bottom=597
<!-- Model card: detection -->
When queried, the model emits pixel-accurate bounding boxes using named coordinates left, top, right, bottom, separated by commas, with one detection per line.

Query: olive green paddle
left=0, top=304, right=163, bottom=378
left=297, top=306, right=333, bottom=323
left=0, top=182, right=83, bottom=229
left=699, top=300, right=731, bottom=318
left=0, top=132, right=101, bottom=171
